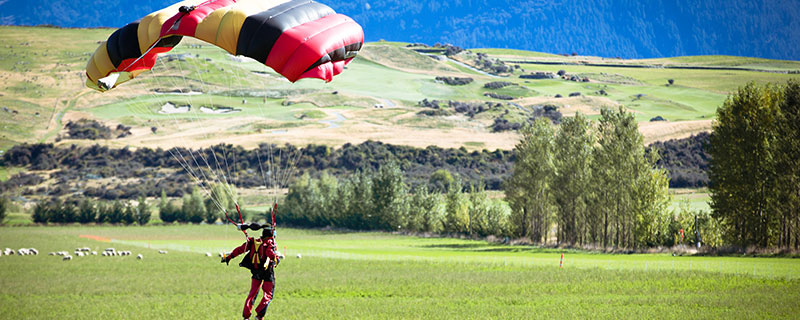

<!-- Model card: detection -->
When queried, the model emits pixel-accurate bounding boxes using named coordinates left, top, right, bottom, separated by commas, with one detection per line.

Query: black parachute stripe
left=106, top=22, right=142, bottom=68
left=155, top=35, right=184, bottom=50
left=236, top=0, right=335, bottom=64
left=303, top=42, right=362, bottom=73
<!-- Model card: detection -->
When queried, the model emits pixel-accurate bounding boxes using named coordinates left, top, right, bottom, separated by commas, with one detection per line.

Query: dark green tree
left=62, top=200, right=77, bottom=224
left=552, top=112, right=594, bottom=246
left=709, top=83, right=780, bottom=247
left=371, top=162, right=409, bottom=231
left=96, top=202, right=110, bottom=224
left=443, top=177, right=470, bottom=234
left=78, top=199, right=96, bottom=224
left=774, top=80, right=800, bottom=249
left=136, top=196, right=151, bottom=225
left=0, top=197, right=8, bottom=225
left=123, top=203, right=136, bottom=225
left=506, top=118, right=555, bottom=243
left=109, top=201, right=125, bottom=224
left=32, top=201, right=49, bottom=224
left=159, top=189, right=175, bottom=223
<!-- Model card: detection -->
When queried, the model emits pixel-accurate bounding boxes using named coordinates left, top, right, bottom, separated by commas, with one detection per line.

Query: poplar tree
left=774, top=80, right=800, bottom=249
left=506, top=118, right=555, bottom=243
left=553, top=112, right=594, bottom=245
left=709, top=83, right=780, bottom=247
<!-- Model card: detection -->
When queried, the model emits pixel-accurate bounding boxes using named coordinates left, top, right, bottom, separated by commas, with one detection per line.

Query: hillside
left=2, top=0, right=799, bottom=60
left=1, top=26, right=799, bottom=154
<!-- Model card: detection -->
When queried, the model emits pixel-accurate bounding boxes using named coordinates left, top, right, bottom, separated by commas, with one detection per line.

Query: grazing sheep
left=205, top=252, right=212, bottom=257
left=76, top=252, right=85, bottom=257
left=101, top=252, right=108, bottom=257
left=296, top=253, right=302, bottom=259
left=92, top=251, right=97, bottom=255
left=17, top=249, right=29, bottom=256
left=63, top=255, right=72, bottom=261
left=158, top=250, right=168, bottom=254
left=29, top=248, right=38, bottom=255
left=136, top=254, right=143, bottom=260
left=49, top=252, right=56, bottom=256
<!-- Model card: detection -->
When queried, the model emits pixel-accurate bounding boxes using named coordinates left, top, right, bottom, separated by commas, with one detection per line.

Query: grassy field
left=0, top=225, right=798, bottom=319
left=2, top=26, right=800, bottom=152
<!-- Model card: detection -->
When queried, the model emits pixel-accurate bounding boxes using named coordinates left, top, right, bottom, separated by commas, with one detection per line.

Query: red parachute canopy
left=85, top=0, right=363, bottom=91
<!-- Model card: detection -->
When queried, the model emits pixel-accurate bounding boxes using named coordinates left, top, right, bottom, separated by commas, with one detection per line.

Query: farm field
left=2, top=26, right=800, bottom=152
left=1, top=225, right=799, bottom=319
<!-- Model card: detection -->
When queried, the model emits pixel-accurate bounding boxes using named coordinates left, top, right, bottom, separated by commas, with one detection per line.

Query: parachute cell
left=85, top=0, right=364, bottom=91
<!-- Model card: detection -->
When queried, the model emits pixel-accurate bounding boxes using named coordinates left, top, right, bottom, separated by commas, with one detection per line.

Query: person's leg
left=254, top=281, right=274, bottom=318
left=243, top=278, right=261, bottom=319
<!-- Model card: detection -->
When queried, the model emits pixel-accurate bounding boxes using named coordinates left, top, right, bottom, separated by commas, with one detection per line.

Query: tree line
left=1, top=140, right=514, bottom=198
left=25, top=182, right=240, bottom=226
left=505, top=107, right=673, bottom=248
left=281, top=163, right=512, bottom=237
left=31, top=196, right=151, bottom=225
left=709, top=80, right=800, bottom=249
left=279, top=107, right=712, bottom=249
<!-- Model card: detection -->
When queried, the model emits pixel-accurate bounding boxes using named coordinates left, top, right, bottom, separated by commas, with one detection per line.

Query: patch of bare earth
left=516, top=96, right=622, bottom=116
left=639, top=120, right=712, bottom=144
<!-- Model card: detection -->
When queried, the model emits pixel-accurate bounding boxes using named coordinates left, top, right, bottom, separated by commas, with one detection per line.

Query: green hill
left=1, top=26, right=799, bottom=152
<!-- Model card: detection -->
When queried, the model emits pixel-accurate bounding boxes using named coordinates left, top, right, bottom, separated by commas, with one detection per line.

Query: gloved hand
left=220, top=253, right=230, bottom=265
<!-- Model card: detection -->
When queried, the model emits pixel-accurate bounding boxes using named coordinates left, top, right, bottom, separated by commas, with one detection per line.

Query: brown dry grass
left=639, top=119, right=712, bottom=144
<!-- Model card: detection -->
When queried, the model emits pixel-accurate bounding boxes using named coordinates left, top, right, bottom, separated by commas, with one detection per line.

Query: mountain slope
left=1, top=0, right=798, bottom=60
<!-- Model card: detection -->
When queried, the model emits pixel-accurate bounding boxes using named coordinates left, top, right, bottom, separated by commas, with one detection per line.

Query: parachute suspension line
left=168, top=53, right=241, bottom=221
left=185, top=60, right=242, bottom=220
left=119, top=61, right=229, bottom=218
left=141, top=51, right=229, bottom=218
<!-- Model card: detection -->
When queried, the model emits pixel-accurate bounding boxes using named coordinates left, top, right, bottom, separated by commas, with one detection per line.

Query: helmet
left=261, top=227, right=274, bottom=238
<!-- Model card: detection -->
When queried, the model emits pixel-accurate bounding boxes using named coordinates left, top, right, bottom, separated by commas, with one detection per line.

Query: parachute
left=85, top=0, right=364, bottom=91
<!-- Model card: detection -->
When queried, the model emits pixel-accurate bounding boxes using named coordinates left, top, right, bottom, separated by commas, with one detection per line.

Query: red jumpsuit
left=228, top=236, right=278, bottom=319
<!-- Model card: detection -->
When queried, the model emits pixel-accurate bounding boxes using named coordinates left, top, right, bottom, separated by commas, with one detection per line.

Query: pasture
left=1, top=225, right=798, bottom=319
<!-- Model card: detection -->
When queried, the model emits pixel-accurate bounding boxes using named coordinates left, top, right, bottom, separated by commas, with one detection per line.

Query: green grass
left=3, top=26, right=799, bottom=150
left=0, top=166, right=24, bottom=182
left=471, top=48, right=561, bottom=58
left=0, top=225, right=798, bottom=319
left=669, top=189, right=712, bottom=212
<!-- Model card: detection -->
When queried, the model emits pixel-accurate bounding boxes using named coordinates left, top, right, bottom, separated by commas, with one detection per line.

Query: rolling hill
left=0, top=25, right=799, bottom=154
left=2, top=0, right=799, bottom=60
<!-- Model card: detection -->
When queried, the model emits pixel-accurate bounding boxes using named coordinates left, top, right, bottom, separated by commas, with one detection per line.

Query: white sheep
left=92, top=251, right=97, bottom=255
left=158, top=250, right=168, bottom=254
left=136, top=254, right=143, bottom=260
left=76, top=252, right=85, bottom=257
left=63, top=255, right=72, bottom=261
left=205, top=252, right=212, bottom=257
left=29, top=248, right=38, bottom=255
left=296, top=253, right=302, bottom=259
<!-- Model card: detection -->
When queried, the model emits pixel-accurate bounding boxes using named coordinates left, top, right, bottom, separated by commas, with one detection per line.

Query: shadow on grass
left=418, top=243, right=579, bottom=254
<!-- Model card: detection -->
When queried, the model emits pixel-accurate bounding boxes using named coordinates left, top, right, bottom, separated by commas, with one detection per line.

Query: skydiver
left=221, top=226, right=283, bottom=320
